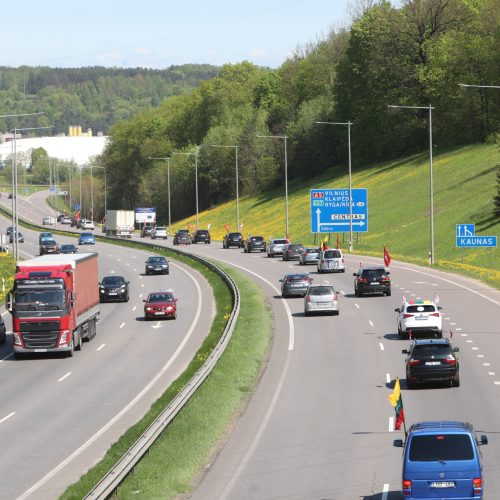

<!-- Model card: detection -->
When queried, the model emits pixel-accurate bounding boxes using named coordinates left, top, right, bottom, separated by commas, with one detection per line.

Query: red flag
left=224, top=224, right=229, bottom=233
left=384, top=245, right=391, bottom=267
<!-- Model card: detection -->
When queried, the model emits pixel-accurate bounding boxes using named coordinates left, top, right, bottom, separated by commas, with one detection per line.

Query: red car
left=143, top=291, right=177, bottom=320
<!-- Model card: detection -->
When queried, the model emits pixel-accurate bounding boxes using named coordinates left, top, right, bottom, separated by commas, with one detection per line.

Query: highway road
left=9, top=191, right=500, bottom=499
left=0, top=193, right=215, bottom=499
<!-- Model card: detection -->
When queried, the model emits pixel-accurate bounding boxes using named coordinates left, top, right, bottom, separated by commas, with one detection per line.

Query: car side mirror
left=393, top=439, right=404, bottom=448
left=5, top=292, right=12, bottom=312
left=394, top=308, right=400, bottom=312
left=402, top=349, right=408, bottom=354
left=126, top=281, right=130, bottom=284
left=480, top=435, right=488, bottom=445
left=353, top=273, right=357, bottom=276
left=143, top=299, right=146, bottom=303
left=453, top=347, right=460, bottom=352
left=98, top=282, right=101, bottom=286
left=279, top=279, right=283, bottom=283
left=386, top=271, right=390, bottom=275
left=438, top=306, right=443, bottom=310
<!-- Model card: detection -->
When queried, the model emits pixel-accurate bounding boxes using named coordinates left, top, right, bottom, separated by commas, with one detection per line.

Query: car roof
left=412, top=338, right=451, bottom=346
left=285, top=273, right=310, bottom=278
left=409, top=421, right=474, bottom=435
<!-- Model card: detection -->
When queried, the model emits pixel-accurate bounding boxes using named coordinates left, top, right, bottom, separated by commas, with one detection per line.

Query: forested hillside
left=100, top=0, right=499, bottom=224
left=0, top=65, right=219, bottom=134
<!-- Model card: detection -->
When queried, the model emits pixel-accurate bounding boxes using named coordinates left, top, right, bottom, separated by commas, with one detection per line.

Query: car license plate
left=415, top=316, right=427, bottom=320
left=371, top=281, right=379, bottom=285
left=431, top=481, right=455, bottom=488
left=318, top=302, right=330, bottom=306
left=108, top=292, right=117, bottom=295
left=425, top=361, right=440, bottom=365
left=154, top=312, right=165, bottom=315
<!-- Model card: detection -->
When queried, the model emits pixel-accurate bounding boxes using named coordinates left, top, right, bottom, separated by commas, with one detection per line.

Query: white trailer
left=105, top=210, right=135, bottom=238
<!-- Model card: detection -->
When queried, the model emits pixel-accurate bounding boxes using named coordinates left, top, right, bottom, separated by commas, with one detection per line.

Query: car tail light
left=403, top=313, right=413, bottom=318
left=305, top=296, right=312, bottom=303
left=402, top=479, right=412, bottom=496
left=333, top=294, right=338, bottom=300
left=430, top=312, right=440, bottom=317
left=358, top=277, right=367, bottom=283
left=287, top=249, right=291, bottom=253
left=473, top=478, right=482, bottom=494
left=320, top=259, right=324, bottom=263
left=409, top=358, right=421, bottom=366
left=382, top=277, right=390, bottom=282
left=443, top=357, right=456, bottom=365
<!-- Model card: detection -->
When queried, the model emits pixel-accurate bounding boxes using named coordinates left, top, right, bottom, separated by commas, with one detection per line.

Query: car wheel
left=341, top=269, right=345, bottom=273
left=386, top=290, right=392, bottom=296
left=452, top=374, right=460, bottom=387
left=124, top=294, right=129, bottom=303
left=166, top=270, right=170, bottom=275
left=304, top=310, right=310, bottom=317
left=0, top=332, right=5, bottom=344
left=334, top=310, right=340, bottom=315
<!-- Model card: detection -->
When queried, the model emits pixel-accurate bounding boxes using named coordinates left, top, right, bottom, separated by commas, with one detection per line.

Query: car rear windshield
left=148, top=293, right=173, bottom=302
left=409, top=434, right=474, bottom=461
left=273, top=239, right=287, bottom=244
left=289, top=244, right=303, bottom=250
left=229, top=233, right=241, bottom=238
left=251, top=236, right=264, bottom=241
left=287, top=275, right=309, bottom=281
left=413, top=344, right=452, bottom=357
left=197, top=230, right=208, bottom=234
left=407, top=305, right=437, bottom=313
left=309, top=286, right=334, bottom=296
left=324, top=250, right=342, bottom=258
left=102, top=277, right=124, bottom=285
left=305, top=248, right=320, bottom=253
left=361, top=269, right=386, bottom=278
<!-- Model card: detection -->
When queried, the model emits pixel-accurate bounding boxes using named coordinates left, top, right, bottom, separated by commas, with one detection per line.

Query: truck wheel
left=76, top=333, right=82, bottom=351
left=14, top=352, right=25, bottom=360
left=66, top=340, right=75, bottom=357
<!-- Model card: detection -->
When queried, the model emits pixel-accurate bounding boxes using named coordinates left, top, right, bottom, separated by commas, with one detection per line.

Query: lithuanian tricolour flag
left=388, top=377, right=406, bottom=431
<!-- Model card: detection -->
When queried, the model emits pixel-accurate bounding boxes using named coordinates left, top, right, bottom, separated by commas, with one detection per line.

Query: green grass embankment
left=172, top=143, right=500, bottom=288
left=61, top=245, right=271, bottom=499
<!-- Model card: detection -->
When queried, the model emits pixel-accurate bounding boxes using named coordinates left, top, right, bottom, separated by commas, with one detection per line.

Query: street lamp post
left=204, top=144, right=240, bottom=230
left=147, top=157, right=172, bottom=235
left=172, top=150, right=200, bottom=228
left=315, top=121, right=354, bottom=252
left=11, top=124, right=51, bottom=261
left=257, top=135, right=289, bottom=238
left=388, top=104, right=435, bottom=265
left=86, top=165, right=107, bottom=222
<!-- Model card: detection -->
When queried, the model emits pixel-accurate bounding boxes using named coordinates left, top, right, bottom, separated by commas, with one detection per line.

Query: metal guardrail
left=83, top=246, right=240, bottom=498
left=0, top=205, right=241, bottom=498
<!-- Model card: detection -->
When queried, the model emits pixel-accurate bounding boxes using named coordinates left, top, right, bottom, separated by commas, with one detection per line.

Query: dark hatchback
left=173, top=230, right=191, bottom=245
left=99, top=275, right=130, bottom=303
left=353, top=266, right=391, bottom=296
left=282, top=243, right=305, bottom=261
left=280, top=273, right=313, bottom=298
left=244, top=236, right=266, bottom=253
left=145, top=256, right=169, bottom=275
left=403, top=338, right=460, bottom=389
left=40, top=239, right=60, bottom=255
left=60, top=244, right=78, bottom=254
left=192, top=229, right=211, bottom=244
left=223, top=232, right=243, bottom=248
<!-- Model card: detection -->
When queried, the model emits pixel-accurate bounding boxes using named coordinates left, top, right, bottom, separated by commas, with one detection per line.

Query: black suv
left=192, top=229, right=211, bottom=244
left=223, top=232, right=243, bottom=248
left=99, top=275, right=130, bottom=302
left=353, top=266, right=391, bottom=297
left=403, top=338, right=460, bottom=388
left=39, top=239, right=60, bottom=255
left=244, top=236, right=266, bottom=253
left=173, top=230, right=191, bottom=245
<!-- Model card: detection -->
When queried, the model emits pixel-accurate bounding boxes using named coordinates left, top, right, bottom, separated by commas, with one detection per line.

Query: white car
left=395, top=299, right=443, bottom=339
left=317, top=248, right=345, bottom=273
left=42, top=216, right=55, bottom=225
left=151, top=226, right=168, bottom=239
left=81, top=220, right=95, bottom=230
left=304, top=283, right=339, bottom=316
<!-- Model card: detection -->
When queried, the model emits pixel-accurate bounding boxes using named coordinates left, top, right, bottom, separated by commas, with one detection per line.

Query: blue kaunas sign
left=310, top=188, right=368, bottom=233
left=456, top=224, right=497, bottom=248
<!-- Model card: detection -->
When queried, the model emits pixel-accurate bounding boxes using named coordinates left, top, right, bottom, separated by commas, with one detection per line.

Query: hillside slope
left=172, top=143, right=500, bottom=288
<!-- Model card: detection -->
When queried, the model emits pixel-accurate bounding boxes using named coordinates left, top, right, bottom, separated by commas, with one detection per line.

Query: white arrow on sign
left=315, top=208, right=365, bottom=229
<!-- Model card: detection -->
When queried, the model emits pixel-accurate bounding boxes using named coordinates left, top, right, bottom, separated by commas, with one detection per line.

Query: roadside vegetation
left=60, top=245, right=272, bottom=499
left=172, top=143, right=500, bottom=289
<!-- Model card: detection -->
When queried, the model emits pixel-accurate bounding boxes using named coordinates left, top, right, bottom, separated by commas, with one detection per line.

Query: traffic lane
left=0, top=239, right=213, bottom=499
left=176, top=244, right=500, bottom=497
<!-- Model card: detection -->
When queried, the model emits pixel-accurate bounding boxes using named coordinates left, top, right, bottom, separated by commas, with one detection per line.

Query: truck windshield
left=15, top=289, right=66, bottom=311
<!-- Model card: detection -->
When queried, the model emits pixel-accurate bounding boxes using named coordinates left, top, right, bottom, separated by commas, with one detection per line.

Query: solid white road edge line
left=18, top=261, right=203, bottom=500
left=0, top=412, right=15, bottom=424
left=57, top=372, right=72, bottom=382
left=219, top=352, right=293, bottom=500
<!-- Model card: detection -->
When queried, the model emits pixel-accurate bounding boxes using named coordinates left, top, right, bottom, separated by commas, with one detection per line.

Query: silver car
left=267, top=238, right=288, bottom=257
left=304, top=283, right=339, bottom=316
left=317, top=248, right=345, bottom=273
left=299, top=247, right=320, bottom=265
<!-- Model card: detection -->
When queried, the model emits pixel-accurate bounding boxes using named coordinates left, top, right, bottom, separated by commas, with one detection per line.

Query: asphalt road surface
left=0, top=193, right=214, bottom=499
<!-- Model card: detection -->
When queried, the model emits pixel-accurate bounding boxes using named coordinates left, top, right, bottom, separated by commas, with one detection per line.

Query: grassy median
left=60, top=256, right=272, bottom=499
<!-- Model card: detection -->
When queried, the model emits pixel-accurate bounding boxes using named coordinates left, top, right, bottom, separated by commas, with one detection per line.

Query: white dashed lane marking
left=0, top=412, right=15, bottom=425
left=379, top=343, right=385, bottom=351
left=132, top=306, right=137, bottom=312
left=382, top=483, right=389, bottom=500
left=386, top=373, right=391, bottom=384
left=355, top=304, right=360, bottom=309
left=96, top=344, right=106, bottom=351
left=369, top=320, right=374, bottom=327
left=119, top=323, right=125, bottom=329
left=58, top=372, right=72, bottom=382
left=388, top=417, right=394, bottom=432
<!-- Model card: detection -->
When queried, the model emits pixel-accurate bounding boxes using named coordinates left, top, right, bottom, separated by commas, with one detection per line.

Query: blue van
left=394, top=421, right=488, bottom=499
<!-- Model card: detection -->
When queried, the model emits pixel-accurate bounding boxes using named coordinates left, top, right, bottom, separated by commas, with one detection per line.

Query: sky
left=8, top=0, right=358, bottom=69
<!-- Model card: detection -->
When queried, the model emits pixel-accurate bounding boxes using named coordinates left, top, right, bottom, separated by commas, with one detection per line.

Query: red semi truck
left=6, top=253, right=100, bottom=359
